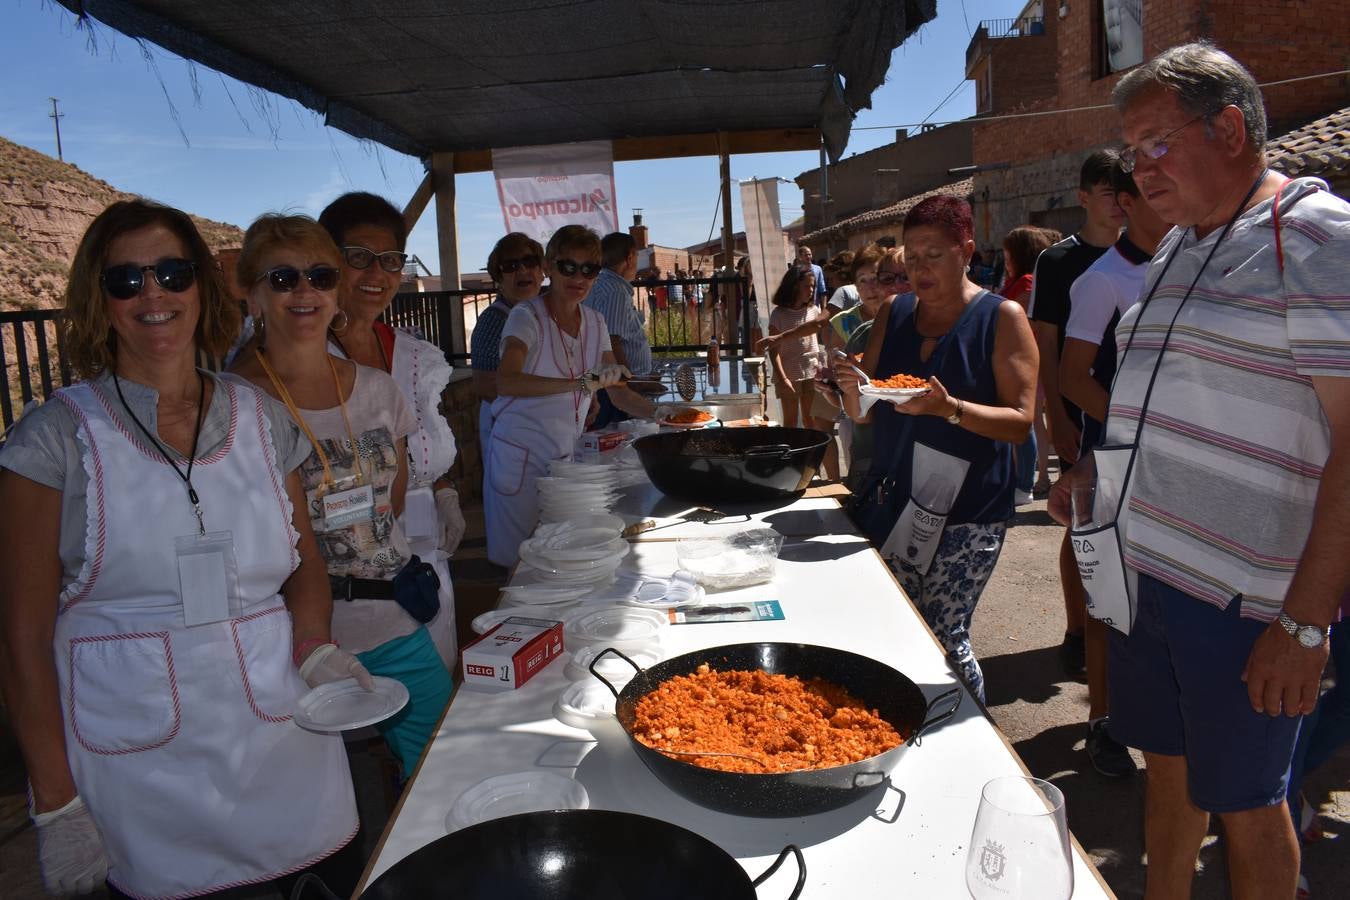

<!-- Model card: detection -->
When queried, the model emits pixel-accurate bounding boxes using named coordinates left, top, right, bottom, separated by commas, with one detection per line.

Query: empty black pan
left=591, top=642, right=961, bottom=817
left=633, top=426, right=830, bottom=505
left=357, top=810, right=805, bottom=899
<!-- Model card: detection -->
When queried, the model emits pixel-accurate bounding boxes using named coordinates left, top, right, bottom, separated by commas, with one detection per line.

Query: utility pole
left=48, top=98, right=65, bottom=162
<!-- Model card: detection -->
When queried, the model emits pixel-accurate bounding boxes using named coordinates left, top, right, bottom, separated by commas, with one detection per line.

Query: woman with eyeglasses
left=0, top=200, right=363, bottom=897
left=319, top=192, right=464, bottom=672
left=485, top=224, right=654, bottom=567
left=227, top=214, right=453, bottom=780
left=836, top=196, right=1038, bottom=704
left=473, top=232, right=546, bottom=450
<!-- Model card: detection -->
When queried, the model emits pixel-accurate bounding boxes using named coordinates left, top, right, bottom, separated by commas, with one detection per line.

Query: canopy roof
left=62, top=0, right=936, bottom=166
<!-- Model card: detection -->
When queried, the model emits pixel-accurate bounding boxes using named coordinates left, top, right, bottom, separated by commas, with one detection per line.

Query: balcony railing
left=966, top=16, right=1046, bottom=69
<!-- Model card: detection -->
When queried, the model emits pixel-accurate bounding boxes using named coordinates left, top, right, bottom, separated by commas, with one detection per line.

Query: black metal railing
left=2, top=275, right=755, bottom=429
left=1, top=308, right=70, bottom=430
left=967, top=16, right=1045, bottom=68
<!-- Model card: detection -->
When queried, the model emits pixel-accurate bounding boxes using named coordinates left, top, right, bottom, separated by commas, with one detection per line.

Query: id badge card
left=175, top=531, right=243, bottom=627
left=322, top=483, right=375, bottom=529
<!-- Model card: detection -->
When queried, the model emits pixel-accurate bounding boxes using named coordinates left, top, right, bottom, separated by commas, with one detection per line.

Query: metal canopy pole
left=718, top=132, right=735, bottom=345
left=431, top=151, right=466, bottom=356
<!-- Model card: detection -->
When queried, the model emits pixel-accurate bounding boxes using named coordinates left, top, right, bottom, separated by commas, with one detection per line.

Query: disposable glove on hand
left=435, top=486, right=467, bottom=556
left=299, top=642, right=375, bottom=691
left=32, top=795, right=108, bottom=896
left=584, top=364, right=633, bottom=390
left=653, top=405, right=676, bottom=421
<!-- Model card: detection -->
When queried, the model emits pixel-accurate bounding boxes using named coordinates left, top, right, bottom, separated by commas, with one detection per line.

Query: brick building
left=965, top=0, right=1350, bottom=251
left=794, top=122, right=974, bottom=255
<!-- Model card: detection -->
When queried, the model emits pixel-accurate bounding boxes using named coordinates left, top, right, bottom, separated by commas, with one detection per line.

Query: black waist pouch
left=392, top=555, right=441, bottom=623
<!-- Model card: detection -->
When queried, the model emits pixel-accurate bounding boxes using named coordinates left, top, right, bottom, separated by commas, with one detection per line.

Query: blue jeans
left=356, top=626, right=454, bottom=776
left=1014, top=428, right=1037, bottom=493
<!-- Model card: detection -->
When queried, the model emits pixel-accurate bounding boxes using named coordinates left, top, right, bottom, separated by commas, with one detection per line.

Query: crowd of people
left=0, top=38, right=1344, bottom=900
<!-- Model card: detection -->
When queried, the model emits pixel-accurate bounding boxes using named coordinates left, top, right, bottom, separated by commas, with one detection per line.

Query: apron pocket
left=231, top=606, right=303, bottom=722
left=488, top=436, right=531, bottom=497
left=69, top=632, right=181, bottom=755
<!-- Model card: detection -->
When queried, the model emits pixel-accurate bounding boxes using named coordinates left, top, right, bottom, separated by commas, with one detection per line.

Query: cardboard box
left=572, top=430, right=629, bottom=462
left=461, top=616, right=564, bottom=691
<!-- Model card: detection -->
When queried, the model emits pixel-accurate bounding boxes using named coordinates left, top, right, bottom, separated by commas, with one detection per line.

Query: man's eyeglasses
left=342, top=246, right=408, bottom=273
left=255, top=265, right=341, bottom=293
left=498, top=255, right=541, bottom=274
left=100, top=259, right=197, bottom=300
left=1120, top=113, right=1207, bottom=173
left=553, top=258, right=601, bottom=279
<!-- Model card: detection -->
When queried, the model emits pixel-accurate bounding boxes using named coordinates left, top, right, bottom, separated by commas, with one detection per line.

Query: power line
left=855, top=67, right=1350, bottom=133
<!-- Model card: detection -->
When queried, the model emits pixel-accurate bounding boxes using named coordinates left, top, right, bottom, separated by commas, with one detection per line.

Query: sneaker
left=1015, top=489, right=1034, bottom=506
left=1086, top=719, right=1138, bottom=778
left=1059, top=631, right=1086, bottom=679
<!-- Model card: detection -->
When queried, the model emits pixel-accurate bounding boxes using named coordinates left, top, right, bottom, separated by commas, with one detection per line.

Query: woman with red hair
left=836, top=195, right=1038, bottom=702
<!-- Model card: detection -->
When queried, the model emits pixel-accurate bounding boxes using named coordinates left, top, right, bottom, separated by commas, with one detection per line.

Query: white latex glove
left=585, top=363, right=633, bottom=390
left=435, top=486, right=466, bottom=556
left=299, top=642, right=376, bottom=691
left=32, top=795, right=108, bottom=896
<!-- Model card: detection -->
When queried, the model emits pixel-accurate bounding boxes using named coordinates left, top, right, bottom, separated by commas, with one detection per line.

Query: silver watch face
left=1296, top=626, right=1325, bottom=649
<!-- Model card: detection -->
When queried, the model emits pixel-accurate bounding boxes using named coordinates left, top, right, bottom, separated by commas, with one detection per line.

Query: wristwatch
left=945, top=397, right=964, bottom=425
left=1276, top=612, right=1329, bottom=649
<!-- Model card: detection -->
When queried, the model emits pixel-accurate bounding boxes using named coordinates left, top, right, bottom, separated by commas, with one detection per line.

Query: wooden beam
left=430, top=151, right=466, bottom=355
left=402, top=171, right=434, bottom=232
left=446, top=128, right=820, bottom=173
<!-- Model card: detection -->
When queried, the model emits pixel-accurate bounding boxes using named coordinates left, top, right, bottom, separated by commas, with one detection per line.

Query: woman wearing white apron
left=472, top=232, right=547, bottom=454
left=0, top=200, right=362, bottom=898
left=485, top=225, right=655, bottom=567
left=320, top=192, right=465, bottom=670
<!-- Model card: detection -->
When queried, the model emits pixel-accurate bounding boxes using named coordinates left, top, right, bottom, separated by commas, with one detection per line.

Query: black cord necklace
left=112, top=369, right=208, bottom=535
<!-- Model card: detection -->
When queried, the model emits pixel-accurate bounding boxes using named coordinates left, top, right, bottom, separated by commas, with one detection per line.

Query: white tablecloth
left=358, top=487, right=1114, bottom=898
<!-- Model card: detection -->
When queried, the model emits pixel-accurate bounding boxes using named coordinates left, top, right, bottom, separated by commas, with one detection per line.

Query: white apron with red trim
left=52, top=379, right=358, bottom=899
left=484, top=297, right=605, bottom=566
left=389, top=330, right=459, bottom=669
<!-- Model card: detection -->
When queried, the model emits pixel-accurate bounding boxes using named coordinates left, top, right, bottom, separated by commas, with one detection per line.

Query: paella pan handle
left=750, top=844, right=806, bottom=900
left=907, top=687, right=963, bottom=747
left=587, top=646, right=644, bottom=700
left=743, top=444, right=792, bottom=459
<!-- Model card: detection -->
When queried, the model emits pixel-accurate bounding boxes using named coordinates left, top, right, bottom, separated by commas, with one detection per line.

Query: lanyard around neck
left=255, top=350, right=366, bottom=490
left=112, top=370, right=208, bottom=535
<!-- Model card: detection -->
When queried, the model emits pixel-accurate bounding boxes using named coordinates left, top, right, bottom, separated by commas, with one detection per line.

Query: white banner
left=739, top=178, right=790, bottom=331
left=492, top=140, right=619, bottom=245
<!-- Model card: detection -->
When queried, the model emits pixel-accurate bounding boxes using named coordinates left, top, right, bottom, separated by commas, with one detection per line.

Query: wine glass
left=966, top=776, right=1073, bottom=899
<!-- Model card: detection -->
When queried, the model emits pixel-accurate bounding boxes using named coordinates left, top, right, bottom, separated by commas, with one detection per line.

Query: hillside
left=0, top=134, right=244, bottom=311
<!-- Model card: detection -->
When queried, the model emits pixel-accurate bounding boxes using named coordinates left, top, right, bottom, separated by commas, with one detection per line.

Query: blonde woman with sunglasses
left=484, top=224, right=654, bottom=567
left=227, top=214, right=453, bottom=781
left=0, top=200, right=363, bottom=897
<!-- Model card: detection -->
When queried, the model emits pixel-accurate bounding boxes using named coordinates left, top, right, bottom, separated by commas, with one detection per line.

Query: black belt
left=329, top=574, right=396, bottom=601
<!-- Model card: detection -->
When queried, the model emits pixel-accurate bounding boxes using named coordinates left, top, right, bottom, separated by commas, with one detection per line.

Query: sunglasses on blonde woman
left=553, top=258, right=602, bottom=279
left=255, top=265, right=340, bottom=293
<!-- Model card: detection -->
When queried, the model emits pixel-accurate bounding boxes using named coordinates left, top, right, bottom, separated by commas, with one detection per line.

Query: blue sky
left=2, top=0, right=1020, bottom=275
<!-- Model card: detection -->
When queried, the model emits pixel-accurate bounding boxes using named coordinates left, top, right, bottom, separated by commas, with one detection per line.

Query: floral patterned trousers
left=887, top=521, right=1007, bottom=704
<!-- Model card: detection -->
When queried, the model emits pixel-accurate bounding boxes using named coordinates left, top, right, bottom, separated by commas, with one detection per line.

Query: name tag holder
left=175, top=531, right=243, bottom=627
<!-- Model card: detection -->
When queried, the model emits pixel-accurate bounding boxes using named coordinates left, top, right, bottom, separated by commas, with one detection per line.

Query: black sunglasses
left=342, top=245, right=407, bottom=273
left=498, top=255, right=541, bottom=274
left=255, top=265, right=341, bottom=293
left=553, top=258, right=601, bottom=279
left=100, top=259, right=197, bottom=300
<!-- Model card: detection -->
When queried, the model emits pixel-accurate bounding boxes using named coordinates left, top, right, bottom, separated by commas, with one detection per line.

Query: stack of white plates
left=513, top=514, right=629, bottom=593
left=538, top=461, right=621, bottom=522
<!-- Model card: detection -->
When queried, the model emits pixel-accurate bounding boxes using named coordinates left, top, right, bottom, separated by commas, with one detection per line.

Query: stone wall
left=441, top=369, right=484, bottom=502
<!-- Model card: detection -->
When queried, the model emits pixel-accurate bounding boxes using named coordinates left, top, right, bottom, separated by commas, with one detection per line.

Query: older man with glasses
left=1050, top=41, right=1350, bottom=899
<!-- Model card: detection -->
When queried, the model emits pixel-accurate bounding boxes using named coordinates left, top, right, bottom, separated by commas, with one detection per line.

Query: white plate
left=498, top=585, right=593, bottom=607
left=472, top=607, right=567, bottom=635
left=294, top=676, right=409, bottom=732
left=553, top=681, right=618, bottom=731
left=563, top=606, right=667, bottom=648
left=564, top=644, right=662, bottom=682
left=858, top=383, right=931, bottom=407
left=522, top=560, right=624, bottom=585
left=445, top=771, right=589, bottom=833
left=540, top=513, right=627, bottom=534
left=519, top=542, right=629, bottom=574
left=657, top=416, right=717, bottom=429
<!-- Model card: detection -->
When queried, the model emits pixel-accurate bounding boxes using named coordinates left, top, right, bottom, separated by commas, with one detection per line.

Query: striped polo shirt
left=1105, top=177, right=1350, bottom=620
